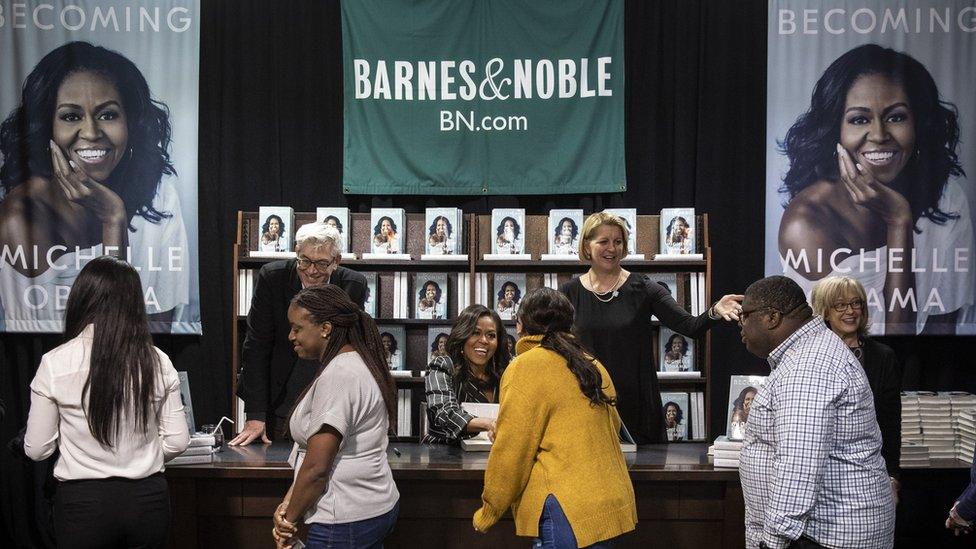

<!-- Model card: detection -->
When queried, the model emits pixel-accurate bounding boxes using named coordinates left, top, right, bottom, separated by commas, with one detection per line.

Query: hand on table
left=229, top=419, right=270, bottom=446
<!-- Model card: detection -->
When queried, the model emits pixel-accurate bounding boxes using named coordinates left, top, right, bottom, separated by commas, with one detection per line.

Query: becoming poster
left=0, top=0, right=201, bottom=333
left=765, top=0, right=976, bottom=335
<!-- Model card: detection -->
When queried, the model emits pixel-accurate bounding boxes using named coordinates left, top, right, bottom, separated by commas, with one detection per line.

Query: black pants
left=54, top=473, right=170, bottom=549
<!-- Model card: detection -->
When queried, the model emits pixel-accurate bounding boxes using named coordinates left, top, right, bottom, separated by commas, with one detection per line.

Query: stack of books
left=899, top=441, right=931, bottom=468
left=900, top=392, right=923, bottom=447
left=709, top=435, right=743, bottom=468
left=919, top=392, right=956, bottom=460
left=957, top=409, right=976, bottom=464
left=167, top=434, right=215, bottom=466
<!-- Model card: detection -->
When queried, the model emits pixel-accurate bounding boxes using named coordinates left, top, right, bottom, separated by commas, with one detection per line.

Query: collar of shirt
left=766, top=316, right=827, bottom=370
left=515, top=334, right=542, bottom=355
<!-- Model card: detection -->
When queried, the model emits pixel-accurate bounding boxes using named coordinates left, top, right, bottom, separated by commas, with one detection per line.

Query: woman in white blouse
left=273, top=284, right=400, bottom=549
left=24, top=255, right=190, bottom=548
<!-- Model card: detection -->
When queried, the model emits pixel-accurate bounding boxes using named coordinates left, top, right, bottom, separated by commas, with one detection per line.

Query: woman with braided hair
left=272, top=284, right=399, bottom=549
left=474, top=288, right=636, bottom=548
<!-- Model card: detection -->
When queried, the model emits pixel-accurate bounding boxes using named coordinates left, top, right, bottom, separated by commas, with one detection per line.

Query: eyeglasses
left=296, top=256, right=334, bottom=272
left=831, top=299, right=864, bottom=313
left=738, top=301, right=805, bottom=327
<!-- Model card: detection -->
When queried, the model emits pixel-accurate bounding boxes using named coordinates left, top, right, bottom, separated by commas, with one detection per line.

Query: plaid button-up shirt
left=739, top=317, right=894, bottom=549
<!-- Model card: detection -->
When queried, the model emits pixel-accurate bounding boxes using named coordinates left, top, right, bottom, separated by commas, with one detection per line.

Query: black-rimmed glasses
left=296, top=256, right=334, bottom=272
left=831, top=299, right=864, bottom=313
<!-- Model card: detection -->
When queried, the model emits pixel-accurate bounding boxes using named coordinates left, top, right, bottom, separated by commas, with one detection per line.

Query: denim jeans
left=306, top=501, right=399, bottom=549
left=532, top=494, right=616, bottom=549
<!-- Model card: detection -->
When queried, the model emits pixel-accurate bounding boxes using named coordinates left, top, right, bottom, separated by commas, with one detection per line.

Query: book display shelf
left=231, top=211, right=713, bottom=442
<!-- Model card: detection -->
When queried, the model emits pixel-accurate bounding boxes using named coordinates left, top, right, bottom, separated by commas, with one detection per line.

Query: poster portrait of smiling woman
left=0, top=1, right=201, bottom=334
left=765, top=0, right=976, bottom=336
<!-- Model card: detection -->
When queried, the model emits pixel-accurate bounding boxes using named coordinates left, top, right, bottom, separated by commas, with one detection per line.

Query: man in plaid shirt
left=738, top=276, right=894, bottom=549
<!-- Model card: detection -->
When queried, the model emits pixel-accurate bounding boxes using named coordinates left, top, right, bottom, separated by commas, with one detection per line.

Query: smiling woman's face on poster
left=0, top=6, right=201, bottom=334
left=766, top=1, right=976, bottom=336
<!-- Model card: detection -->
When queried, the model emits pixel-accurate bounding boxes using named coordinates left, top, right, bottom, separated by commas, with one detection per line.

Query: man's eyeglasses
left=831, top=299, right=864, bottom=313
left=738, top=301, right=805, bottom=326
left=296, top=256, right=334, bottom=272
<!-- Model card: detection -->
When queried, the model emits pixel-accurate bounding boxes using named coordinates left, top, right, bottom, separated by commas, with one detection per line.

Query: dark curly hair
left=428, top=215, right=453, bottom=237
left=518, top=288, right=615, bottom=407
left=664, top=401, right=684, bottom=425
left=444, top=305, right=511, bottom=393
left=496, top=216, right=521, bottom=239
left=430, top=332, right=449, bottom=354
left=553, top=217, right=579, bottom=241
left=323, top=215, right=343, bottom=232
left=496, top=281, right=522, bottom=304
left=665, top=333, right=689, bottom=356
left=261, top=214, right=285, bottom=237
left=373, top=215, right=398, bottom=236
left=418, top=280, right=443, bottom=304
left=779, top=43, right=962, bottom=228
left=733, top=386, right=758, bottom=412
left=380, top=331, right=399, bottom=355
left=0, top=41, right=175, bottom=229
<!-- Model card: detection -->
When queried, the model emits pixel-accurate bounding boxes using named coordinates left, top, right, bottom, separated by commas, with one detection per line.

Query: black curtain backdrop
left=2, top=1, right=974, bottom=547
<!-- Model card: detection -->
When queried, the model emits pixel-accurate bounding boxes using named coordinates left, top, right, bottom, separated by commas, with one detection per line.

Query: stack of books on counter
left=167, top=433, right=215, bottom=466
left=899, top=441, right=931, bottom=468
left=957, top=409, right=976, bottom=464
left=919, top=392, right=956, bottom=460
left=709, top=436, right=743, bottom=469
left=900, top=392, right=923, bottom=447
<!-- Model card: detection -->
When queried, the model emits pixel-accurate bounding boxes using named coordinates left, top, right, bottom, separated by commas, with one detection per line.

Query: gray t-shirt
left=289, top=351, right=398, bottom=524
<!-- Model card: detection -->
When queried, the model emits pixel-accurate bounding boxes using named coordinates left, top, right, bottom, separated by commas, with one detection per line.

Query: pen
left=393, top=447, right=401, bottom=457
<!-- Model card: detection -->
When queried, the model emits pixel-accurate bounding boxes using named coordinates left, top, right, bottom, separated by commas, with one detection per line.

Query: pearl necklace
left=587, top=272, right=623, bottom=303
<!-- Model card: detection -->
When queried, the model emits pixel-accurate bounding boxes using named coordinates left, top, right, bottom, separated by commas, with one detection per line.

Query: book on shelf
left=542, top=209, right=583, bottom=259
left=392, top=272, right=409, bottom=318
left=658, top=207, right=696, bottom=257
left=661, top=392, right=690, bottom=441
left=366, top=208, right=406, bottom=256
left=726, top=375, right=767, bottom=441
left=691, top=391, right=705, bottom=441
left=397, top=389, right=413, bottom=437
left=656, top=371, right=702, bottom=379
left=364, top=272, right=378, bottom=318
left=377, top=325, right=406, bottom=373
left=604, top=208, right=642, bottom=260
left=427, top=327, right=451, bottom=365
left=413, top=272, right=449, bottom=319
left=493, top=273, right=526, bottom=321
left=646, top=273, right=677, bottom=321
left=488, top=208, right=528, bottom=258
left=503, top=326, right=518, bottom=359
left=423, top=207, right=465, bottom=258
left=475, top=273, right=489, bottom=306
left=315, top=207, right=354, bottom=257
left=253, top=206, right=294, bottom=255
left=659, top=327, right=695, bottom=374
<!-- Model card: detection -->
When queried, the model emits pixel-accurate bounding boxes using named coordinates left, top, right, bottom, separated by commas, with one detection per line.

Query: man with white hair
left=230, top=221, right=366, bottom=445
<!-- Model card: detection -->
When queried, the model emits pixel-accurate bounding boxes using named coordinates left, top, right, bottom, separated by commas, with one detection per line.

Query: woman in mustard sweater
left=473, top=288, right=636, bottom=548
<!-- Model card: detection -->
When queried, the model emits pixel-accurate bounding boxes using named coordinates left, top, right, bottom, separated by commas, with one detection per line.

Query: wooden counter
left=166, top=442, right=744, bottom=548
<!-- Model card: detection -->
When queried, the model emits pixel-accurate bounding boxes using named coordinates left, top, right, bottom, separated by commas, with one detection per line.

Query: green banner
left=341, top=0, right=625, bottom=195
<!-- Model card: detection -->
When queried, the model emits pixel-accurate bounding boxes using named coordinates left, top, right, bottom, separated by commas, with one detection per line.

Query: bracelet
left=707, top=305, right=720, bottom=320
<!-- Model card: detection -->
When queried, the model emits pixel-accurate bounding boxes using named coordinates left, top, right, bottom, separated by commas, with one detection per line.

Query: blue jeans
left=306, top=501, right=399, bottom=549
left=532, top=495, right=616, bottom=549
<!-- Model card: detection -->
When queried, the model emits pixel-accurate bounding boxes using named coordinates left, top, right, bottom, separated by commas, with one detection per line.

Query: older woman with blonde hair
left=560, top=211, right=742, bottom=442
left=811, top=276, right=902, bottom=501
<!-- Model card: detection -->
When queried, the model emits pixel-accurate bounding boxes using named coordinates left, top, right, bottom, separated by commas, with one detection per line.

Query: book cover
left=315, top=207, right=351, bottom=252
left=490, top=208, right=526, bottom=255
left=177, top=371, right=195, bottom=434
left=659, top=207, right=695, bottom=255
left=425, top=207, right=462, bottom=255
left=503, top=325, right=518, bottom=358
left=604, top=208, right=638, bottom=256
left=370, top=208, right=406, bottom=254
left=413, top=273, right=448, bottom=319
left=427, top=327, right=451, bottom=365
left=646, top=273, right=678, bottom=320
left=363, top=272, right=378, bottom=318
left=493, top=273, right=526, bottom=320
left=659, top=327, right=695, bottom=373
left=661, top=391, right=690, bottom=441
left=547, top=209, right=584, bottom=255
left=256, top=206, right=295, bottom=253
left=726, top=375, right=767, bottom=440
left=377, top=325, right=407, bottom=372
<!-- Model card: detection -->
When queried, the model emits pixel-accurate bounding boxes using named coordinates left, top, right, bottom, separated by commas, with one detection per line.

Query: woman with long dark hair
left=0, top=41, right=189, bottom=330
left=474, top=288, right=636, bottom=547
left=778, top=44, right=972, bottom=335
left=423, top=304, right=511, bottom=444
left=272, top=284, right=399, bottom=549
left=24, top=256, right=189, bottom=547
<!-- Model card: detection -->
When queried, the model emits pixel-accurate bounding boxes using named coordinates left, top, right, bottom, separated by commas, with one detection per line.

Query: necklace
left=587, top=271, right=623, bottom=303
